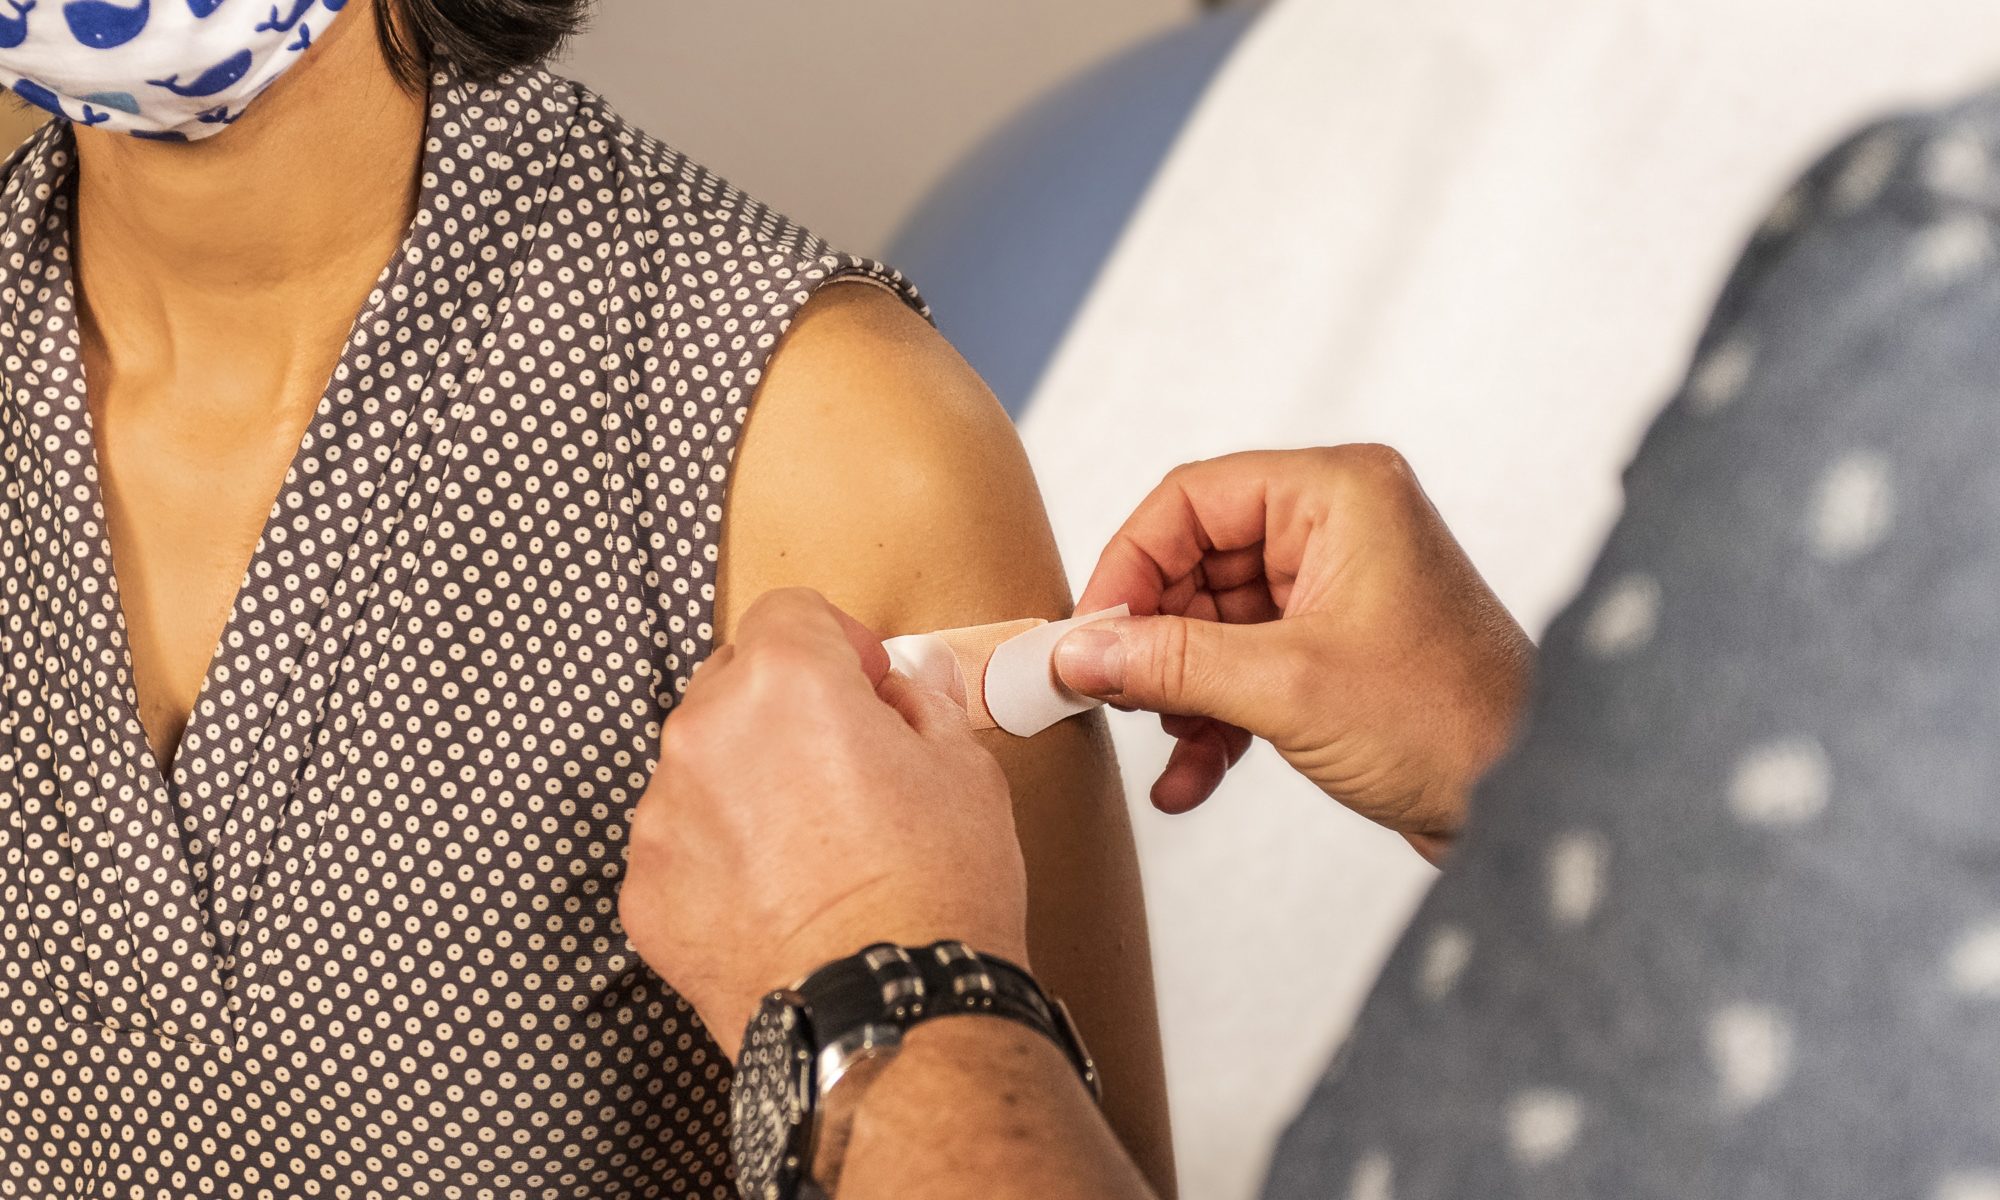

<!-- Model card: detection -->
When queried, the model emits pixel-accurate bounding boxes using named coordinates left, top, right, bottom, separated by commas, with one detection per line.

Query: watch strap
left=794, top=941, right=1100, bottom=1099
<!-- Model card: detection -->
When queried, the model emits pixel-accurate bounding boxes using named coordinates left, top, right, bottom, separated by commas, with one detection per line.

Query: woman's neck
left=70, top=0, right=426, bottom=378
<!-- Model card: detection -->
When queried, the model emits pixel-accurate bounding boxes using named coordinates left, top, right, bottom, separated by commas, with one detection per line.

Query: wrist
left=1400, top=776, right=1474, bottom=858
left=843, top=1017, right=1149, bottom=1200
left=761, top=896, right=1030, bottom=1000
left=861, top=1014, right=1091, bottom=1118
left=1398, top=645, right=1532, bottom=855
left=730, top=941, right=1099, bottom=1200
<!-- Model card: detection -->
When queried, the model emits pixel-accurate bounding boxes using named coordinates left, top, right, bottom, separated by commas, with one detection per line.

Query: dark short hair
left=377, top=0, right=592, bottom=90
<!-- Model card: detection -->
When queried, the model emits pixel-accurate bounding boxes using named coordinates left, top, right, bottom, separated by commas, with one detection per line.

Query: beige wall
left=2, top=5, right=1196, bottom=256
left=558, top=0, right=1195, bottom=257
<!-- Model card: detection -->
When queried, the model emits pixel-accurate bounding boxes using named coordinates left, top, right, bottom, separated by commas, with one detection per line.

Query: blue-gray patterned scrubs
left=1268, top=90, right=2000, bottom=1200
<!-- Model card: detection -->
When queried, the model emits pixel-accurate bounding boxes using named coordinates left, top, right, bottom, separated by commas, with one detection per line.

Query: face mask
left=0, top=0, right=351, bottom=142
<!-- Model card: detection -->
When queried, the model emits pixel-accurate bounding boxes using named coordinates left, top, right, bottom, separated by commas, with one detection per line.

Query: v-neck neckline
left=87, top=293, right=405, bottom=808
left=17, top=139, right=427, bottom=1037
left=0, top=66, right=562, bottom=1040
left=67, top=186, right=413, bottom=818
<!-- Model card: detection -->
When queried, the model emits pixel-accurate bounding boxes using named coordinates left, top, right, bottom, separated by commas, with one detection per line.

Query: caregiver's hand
left=1056, top=447, right=1533, bottom=861
left=620, top=588, right=1029, bottom=1058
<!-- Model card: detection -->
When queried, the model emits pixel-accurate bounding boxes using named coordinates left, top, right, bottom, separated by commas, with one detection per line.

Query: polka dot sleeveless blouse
left=0, top=64, right=921, bottom=1197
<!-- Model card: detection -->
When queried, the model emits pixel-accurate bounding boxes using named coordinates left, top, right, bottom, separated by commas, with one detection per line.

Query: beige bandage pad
left=883, top=618, right=1043, bottom=730
left=881, top=607, right=1130, bottom=737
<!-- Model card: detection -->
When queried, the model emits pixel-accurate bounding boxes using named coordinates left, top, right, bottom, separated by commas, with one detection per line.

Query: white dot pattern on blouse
left=1265, top=97, right=2000, bottom=1200
left=0, top=63, right=920, bottom=1197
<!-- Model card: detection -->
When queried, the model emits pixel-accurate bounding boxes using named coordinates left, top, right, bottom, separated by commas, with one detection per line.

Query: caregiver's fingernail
left=1053, top=626, right=1125, bottom=697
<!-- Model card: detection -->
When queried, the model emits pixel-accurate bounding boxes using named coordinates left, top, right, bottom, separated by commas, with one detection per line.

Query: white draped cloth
left=1018, top=3, right=2000, bottom=1195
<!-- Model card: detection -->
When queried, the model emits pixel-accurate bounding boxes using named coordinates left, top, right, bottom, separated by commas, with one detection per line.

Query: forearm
left=838, top=1017, right=1158, bottom=1200
left=985, top=716, right=1176, bottom=1192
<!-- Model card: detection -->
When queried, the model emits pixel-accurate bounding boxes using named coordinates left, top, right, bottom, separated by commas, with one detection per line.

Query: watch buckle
left=1050, top=997, right=1102, bottom=1103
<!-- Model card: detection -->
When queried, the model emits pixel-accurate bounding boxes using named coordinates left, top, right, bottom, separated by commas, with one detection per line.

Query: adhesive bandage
left=881, top=606, right=1130, bottom=737
left=884, top=618, right=1043, bottom=728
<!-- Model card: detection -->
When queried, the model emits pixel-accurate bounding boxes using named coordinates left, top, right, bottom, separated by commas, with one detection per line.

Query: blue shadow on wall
left=887, top=6, right=1261, bottom=421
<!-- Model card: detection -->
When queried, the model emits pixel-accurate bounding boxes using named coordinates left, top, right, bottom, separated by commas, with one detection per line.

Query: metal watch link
left=729, top=940, right=1099, bottom=1200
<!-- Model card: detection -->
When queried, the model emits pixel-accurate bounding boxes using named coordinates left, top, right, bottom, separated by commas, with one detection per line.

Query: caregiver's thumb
left=1054, top=615, right=1299, bottom=737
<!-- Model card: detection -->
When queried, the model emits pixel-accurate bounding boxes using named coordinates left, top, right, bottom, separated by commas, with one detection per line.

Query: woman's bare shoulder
left=718, top=279, right=1071, bottom=638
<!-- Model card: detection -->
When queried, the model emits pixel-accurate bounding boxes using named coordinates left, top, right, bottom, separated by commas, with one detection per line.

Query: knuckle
left=783, top=657, right=849, bottom=710
left=660, top=703, right=714, bottom=759
left=626, top=800, right=671, bottom=859
left=1331, top=441, right=1415, bottom=487
left=1144, top=617, right=1197, bottom=704
left=739, top=589, right=844, bottom=656
left=749, top=586, right=826, bottom=621
left=736, top=639, right=806, bottom=689
left=1322, top=444, right=1431, bottom=528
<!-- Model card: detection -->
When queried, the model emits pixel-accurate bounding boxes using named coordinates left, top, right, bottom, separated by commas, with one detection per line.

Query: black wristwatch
left=730, top=941, right=1100, bottom=1200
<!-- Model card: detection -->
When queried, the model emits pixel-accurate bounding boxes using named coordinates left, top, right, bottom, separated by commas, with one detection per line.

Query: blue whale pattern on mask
left=0, top=0, right=343, bottom=137
left=256, top=0, right=312, bottom=34
left=146, top=45, right=247, bottom=95
left=12, top=74, right=63, bottom=114
left=79, top=86, right=136, bottom=110
left=0, top=1, right=36, bottom=51
left=63, top=0, right=148, bottom=49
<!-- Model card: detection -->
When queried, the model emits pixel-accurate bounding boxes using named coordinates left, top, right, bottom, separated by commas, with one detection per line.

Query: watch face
left=731, top=994, right=814, bottom=1200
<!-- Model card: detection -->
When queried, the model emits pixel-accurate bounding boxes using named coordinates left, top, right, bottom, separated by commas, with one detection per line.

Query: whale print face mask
left=0, top=0, right=350, bottom=142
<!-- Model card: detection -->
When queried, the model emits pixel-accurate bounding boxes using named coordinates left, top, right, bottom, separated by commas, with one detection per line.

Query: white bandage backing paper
left=881, top=606, right=1129, bottom=737
left=983, top=605, right=1128, bottom=736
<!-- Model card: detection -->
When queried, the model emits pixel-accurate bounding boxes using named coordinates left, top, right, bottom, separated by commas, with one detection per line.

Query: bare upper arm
left=719, top=281, right=1071, bottom=628
left=718, top=281, right=1176, bottom=1194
